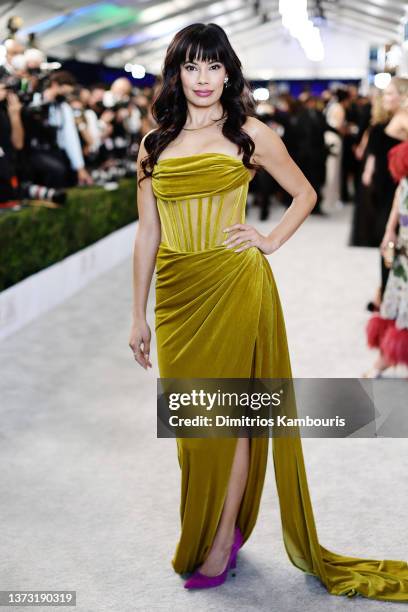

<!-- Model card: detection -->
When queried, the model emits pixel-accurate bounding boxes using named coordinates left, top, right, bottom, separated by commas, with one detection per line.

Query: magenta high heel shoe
left=230, top=526, right=243, bottom=570
left=184, top=526, right=243, bottom=590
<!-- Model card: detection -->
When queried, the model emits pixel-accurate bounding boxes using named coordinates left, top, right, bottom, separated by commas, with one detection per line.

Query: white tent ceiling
left=1, top=0, right=407, bottom=78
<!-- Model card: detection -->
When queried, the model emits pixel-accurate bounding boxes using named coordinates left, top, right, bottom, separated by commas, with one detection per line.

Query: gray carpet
left=0, top=201, right=407, bottom=611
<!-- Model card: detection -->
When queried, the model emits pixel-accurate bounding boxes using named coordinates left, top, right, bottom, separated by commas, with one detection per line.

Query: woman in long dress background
left=365, top=140, right=408, bottom=377
left=321, top=88, right=348, bottom=213
left=360, top=78, right=408, bottom=311
left=129, top=22, right=408, bottom=601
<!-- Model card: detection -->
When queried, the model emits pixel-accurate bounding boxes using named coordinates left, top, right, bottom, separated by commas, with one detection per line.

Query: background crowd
left=0, top=38, right=158, bottom=204
left=2, top=37, right=408, bottom=376
left=1, top=37, right=404, bottom=233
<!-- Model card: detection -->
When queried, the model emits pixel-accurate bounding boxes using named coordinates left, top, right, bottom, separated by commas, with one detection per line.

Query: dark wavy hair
left=138, top=22, right=261, bottom=186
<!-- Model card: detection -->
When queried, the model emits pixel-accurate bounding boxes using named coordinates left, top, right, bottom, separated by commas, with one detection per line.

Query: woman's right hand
left=353, top=143, right=365, bottom=161
left=129, top=319, right=152, bottom=370
left=380, top=229, right=397, bottom=257
left=361, top=170, right=372, bottom=187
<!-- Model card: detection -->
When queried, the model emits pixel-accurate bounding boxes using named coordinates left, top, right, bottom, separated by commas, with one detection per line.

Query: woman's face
left=180, top=56, right=227, bottom=106
left=383, top=82, right=401, bottom=113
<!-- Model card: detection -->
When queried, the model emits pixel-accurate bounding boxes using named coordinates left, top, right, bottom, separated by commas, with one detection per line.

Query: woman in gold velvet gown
left=129, top=23, right=408, bottom=601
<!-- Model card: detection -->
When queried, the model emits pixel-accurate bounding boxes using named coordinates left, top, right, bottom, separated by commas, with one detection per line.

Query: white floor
left=0, top=200, right=407, bottom=611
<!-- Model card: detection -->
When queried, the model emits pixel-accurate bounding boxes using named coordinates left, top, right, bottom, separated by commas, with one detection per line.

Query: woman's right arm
left=354, top=128, right=369, bottom=161
left=362, top=154, right=375, bottom=187
left=380, top=182, right=401, bottom=255
left=129, top=131, right=161, bottom=370
left=361, top=125, right=378, bottom=186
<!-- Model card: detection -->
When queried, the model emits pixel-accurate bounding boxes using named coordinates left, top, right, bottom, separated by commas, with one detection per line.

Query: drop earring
left=224, top=76, right=229, bottom=87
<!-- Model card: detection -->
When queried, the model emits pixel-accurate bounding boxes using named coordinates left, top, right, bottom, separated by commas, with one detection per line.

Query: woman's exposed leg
left=197, top=437, right=250, bottom=576
left=369, top=285, right=382, bottom=311
left=362, top=349, right=393, bottom=377
left=373, top=350, right=392, bottom=370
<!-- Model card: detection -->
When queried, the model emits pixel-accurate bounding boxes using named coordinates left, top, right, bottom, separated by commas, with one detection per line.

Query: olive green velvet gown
left=151, top=152, right=408, bottom=601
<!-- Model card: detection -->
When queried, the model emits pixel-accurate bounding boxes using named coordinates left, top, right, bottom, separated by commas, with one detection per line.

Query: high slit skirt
left=154, top=241, right=408, bottom=601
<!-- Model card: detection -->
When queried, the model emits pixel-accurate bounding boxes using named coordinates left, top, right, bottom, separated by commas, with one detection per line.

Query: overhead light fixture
left=253, top=87, right=270, bottom=101
left=386, top=43, right=402, bottom=69
left=279, top=0, right=324, bottom=61
left=374, top=72, right=392, bottom=89
left=123, top=62, right=146, bottom=78
left=131, top=64, right=145, bottom=78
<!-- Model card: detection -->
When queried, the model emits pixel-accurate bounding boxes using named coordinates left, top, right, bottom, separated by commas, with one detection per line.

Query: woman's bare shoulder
left=241, top=115, right=282, bottom=161
left=140, top=127, right=158, bottom=146
left=241, top=115, right=265, bottom=139
left=138, top=128, right=159, bottom=160
left=396, top=108, right=408, bottom=126
left=385, top=109, right=408, bottom=140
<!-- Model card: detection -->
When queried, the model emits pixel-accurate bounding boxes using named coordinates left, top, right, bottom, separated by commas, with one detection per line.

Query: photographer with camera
left=22, top=70, right=93, bottom=188
left=79, top=78, right=139, bottom=185
left=99, top=78, right=141, bottom=161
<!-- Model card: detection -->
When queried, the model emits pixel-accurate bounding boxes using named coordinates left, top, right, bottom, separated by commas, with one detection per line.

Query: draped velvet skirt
left=154, top=241, right=408, bottom=601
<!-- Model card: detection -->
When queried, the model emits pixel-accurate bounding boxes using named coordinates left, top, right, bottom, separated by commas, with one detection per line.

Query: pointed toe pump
left=184, top=526, right=243, bottom=590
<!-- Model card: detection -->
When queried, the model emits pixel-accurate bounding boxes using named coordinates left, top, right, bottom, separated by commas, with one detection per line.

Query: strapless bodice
left=151, top=153, right=252, bottom=252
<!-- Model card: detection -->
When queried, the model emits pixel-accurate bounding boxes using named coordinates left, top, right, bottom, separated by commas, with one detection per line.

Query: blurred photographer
left=99, top=78, right=141, bottom=162
left=22, top=70, right=92, bottom=187
left=70, top=94, right=97, bottom=160
left=0, top=82, right=24, bottom=202
left=111, top=77, right=141, bottom=136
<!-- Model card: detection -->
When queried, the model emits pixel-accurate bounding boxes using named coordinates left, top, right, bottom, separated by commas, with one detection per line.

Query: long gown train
left=151, top=152, right=408, bottom=601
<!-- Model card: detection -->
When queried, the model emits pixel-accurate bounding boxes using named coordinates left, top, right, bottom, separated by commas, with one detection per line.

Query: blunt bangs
left=180, top=30, right=226, bottom=65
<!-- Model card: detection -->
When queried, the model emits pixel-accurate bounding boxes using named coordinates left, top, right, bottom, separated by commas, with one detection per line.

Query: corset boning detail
left=156, top=184, right=250, bottom=251
left=151, top=153, right=252, bottom=253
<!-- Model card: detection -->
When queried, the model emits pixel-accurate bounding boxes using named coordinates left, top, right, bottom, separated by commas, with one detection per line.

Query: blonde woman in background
left=361, top=77, right=408, bottom=312
left=350, top=91, right=392, bottom=251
